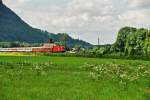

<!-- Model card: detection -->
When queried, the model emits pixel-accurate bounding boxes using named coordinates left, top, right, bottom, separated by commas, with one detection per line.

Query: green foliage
left=0, top=42, right=42, bottom=48
left=144, top=30, right=150, bottom=55
left=82, top=63, right=150, bottom=85
left=112, top=27, right=136, bottom=52
left=74, top=27, right=150, bottom=59
left=58, top=33, right=69, bottom=45
left=73, top=44, right=82, bottom=52
left=86, top=45, right=111, bottom=57
left=113, top=27, right=150, bottom=56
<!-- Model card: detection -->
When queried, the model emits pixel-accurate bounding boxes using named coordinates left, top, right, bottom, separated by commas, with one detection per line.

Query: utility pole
left=78, top=35, right=80, bottom=40
left=98, top=36, right=100, bottom=49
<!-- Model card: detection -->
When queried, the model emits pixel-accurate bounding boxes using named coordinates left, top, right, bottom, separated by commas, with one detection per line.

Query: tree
left=59, top=33, right=69, bottom=48
left=111, top=27, right=150, bottom=56
left=144, top=29, right=150, bottom=55
left=74, top=45, right=81, bottom=52
left=113, top=27, right=136, bottom=52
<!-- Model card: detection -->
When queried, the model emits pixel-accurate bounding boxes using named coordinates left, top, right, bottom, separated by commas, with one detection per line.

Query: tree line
left=70, top=27, right=150, bottom=58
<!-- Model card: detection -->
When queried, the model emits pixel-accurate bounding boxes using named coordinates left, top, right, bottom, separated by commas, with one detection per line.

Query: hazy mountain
left=0, top=0, right=92, bottom=48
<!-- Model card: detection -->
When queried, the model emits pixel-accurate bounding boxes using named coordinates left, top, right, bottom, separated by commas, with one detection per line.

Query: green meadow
left=0, top=56, right=150, bottom=100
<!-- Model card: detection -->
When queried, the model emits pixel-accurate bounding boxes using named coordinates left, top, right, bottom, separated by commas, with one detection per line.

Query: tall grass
left=0, top=56, right=150, bottom=100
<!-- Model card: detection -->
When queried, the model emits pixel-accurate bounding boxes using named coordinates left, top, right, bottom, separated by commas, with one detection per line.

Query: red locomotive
left=32, top=44, right=65, bottom=53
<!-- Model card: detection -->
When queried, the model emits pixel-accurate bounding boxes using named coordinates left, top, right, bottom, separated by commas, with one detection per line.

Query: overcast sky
left=3, top=0, right=150, bottom=44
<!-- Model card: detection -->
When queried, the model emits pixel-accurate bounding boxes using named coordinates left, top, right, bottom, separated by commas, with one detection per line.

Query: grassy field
left=0, top=56, right=150, bottom=100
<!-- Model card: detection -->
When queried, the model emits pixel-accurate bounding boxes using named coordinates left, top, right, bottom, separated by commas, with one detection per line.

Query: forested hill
left=111, top=27, right=150, bottom=55
left=0, top=1, right=48, bottom=43
left=0, top=1, right=91, bottom=48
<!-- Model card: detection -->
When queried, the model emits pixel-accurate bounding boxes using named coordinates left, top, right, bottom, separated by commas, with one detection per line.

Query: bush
left=81, top=63, right=150, bottom=87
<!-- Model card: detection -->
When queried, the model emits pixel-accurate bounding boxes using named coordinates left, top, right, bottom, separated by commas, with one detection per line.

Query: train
left=0, top=43, right=65, bottom=53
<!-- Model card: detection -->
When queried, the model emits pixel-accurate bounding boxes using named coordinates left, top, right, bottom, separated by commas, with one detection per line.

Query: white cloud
left=118, top=9, right=150, bottom=28
left=127, top=0, right=150, bottom=8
